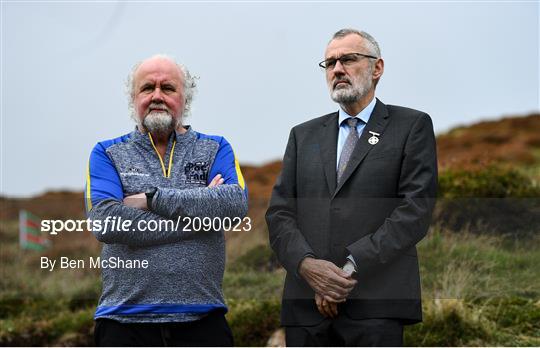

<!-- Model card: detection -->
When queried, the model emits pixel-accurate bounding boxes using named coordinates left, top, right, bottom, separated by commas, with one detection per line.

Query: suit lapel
left=333, top=99, right=391, bottom=198
left=319, top=112, right=339, bottom=195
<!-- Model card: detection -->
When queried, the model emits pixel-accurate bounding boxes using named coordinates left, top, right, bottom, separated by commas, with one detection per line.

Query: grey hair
left=330, top=28, right=381, bottom=58
left=126, top=54, right=197, bottom=120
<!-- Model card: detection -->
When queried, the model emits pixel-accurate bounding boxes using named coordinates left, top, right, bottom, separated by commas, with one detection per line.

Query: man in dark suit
left=266, top=28, right=438, bottom=346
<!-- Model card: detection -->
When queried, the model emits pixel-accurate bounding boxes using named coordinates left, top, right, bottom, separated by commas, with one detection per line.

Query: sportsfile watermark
left=40, top=216, right=252, bottom=235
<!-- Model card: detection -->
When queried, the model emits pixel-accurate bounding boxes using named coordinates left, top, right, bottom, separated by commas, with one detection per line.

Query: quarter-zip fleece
left=85, top=126, right=248, bottom=323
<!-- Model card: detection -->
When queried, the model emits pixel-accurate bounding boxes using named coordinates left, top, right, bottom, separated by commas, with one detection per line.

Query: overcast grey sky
left=1, top=1, right=538, bottom=197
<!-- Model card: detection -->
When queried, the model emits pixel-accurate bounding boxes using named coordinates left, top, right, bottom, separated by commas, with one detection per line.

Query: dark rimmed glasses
left=318, top=52, right=378, bottom=70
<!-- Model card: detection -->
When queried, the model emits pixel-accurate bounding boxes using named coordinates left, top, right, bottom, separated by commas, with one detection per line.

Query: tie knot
left=347, top=117, right=359, bottom=129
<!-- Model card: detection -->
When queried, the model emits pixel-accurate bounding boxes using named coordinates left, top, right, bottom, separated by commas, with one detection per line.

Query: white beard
left=330, top=67, right=373, bottom=105
left=142, top=111, right=175, bottom=134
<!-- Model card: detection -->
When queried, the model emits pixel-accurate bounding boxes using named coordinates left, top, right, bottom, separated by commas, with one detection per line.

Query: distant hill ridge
left=1, top=113, right=538, bottom=221
left=437, top=113, right=540, bottom=170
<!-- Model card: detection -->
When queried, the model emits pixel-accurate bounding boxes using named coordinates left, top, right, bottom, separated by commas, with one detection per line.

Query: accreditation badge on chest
left=184, top=161, right=209, bottom=185
left=368, top=131, right=380, bottom=145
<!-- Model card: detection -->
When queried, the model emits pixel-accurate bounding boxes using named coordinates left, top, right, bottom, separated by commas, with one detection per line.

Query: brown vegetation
left=1, top=114, right=539, bottom=346
left=437, top=113, right=540, bottom=170
left=3, top=113, right=538, bottom=222
left=1, top=113, right=538, bottom=255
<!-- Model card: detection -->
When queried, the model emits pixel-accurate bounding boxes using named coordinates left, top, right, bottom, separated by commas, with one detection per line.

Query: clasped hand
left=299, top=257, right=357, bottom=318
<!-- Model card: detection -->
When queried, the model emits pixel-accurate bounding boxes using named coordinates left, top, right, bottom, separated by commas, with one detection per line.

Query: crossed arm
left=86, top=140, right=248, bottom=247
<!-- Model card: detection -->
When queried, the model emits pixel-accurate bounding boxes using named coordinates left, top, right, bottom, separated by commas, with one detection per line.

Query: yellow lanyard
left=148, top=133, right=176, bottom=178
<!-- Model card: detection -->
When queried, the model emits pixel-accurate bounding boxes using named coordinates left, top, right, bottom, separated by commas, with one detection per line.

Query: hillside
left=1, top=113, right=539, bottom=346
left=437, top=114, right=540, bottom=172
left=2, top=113, right=539, bottom=217
left=1, top=113, right=539, bottom=255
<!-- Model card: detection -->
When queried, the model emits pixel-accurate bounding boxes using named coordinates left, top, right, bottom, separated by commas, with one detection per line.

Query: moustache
left=147, top=103, right=170, bottom=115
left=333, top=78, right=351, bottom=89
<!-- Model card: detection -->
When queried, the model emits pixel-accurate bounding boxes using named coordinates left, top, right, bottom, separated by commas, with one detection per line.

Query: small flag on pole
left=19, top=210, right=51, bottom=251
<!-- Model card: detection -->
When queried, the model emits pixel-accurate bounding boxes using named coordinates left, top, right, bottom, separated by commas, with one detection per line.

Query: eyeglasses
left=318, top=52, right=378, bottom=70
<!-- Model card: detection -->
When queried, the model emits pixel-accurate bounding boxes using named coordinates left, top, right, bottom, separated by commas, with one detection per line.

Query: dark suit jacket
left=265, top=99, right=438, bottom=326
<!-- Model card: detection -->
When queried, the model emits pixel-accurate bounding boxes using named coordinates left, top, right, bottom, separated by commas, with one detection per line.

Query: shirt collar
left=338, top=96, right=377, bottom=126
left=131, top=125, right=195, bottom=145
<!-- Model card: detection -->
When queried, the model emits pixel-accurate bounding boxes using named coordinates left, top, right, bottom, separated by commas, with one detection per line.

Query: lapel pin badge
left=368, top=131, right=380, bottom=145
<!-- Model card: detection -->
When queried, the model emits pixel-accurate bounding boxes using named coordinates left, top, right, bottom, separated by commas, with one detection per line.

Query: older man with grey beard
left=266, top=28, right=438, bottom=346
left=85, top=54, right=248, bottom=346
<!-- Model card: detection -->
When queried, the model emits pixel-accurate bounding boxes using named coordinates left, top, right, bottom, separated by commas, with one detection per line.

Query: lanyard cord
left=148, top=133, right=176, bottom=178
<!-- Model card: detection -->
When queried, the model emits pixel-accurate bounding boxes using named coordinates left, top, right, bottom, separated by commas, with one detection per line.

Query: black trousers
left=94, top=311, right=233, bottom=347
left=285, top=317, right=404, bottom=347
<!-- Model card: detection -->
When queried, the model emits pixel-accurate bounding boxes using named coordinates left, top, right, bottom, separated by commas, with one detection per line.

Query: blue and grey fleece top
left=85, top=126, right=248, bottom=323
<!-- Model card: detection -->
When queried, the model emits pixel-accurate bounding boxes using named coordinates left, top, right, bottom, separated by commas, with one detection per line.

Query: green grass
left=226, top=299, right=281, bottom=347
left=418, top=228, right=540, bottom=299
left=520, top=148, right=540, bottom=183
left=404, top=297, right=540, bottom=346
left=223, top=269, right=285, bottom=300
left=1, top=219, right=539, bottom=346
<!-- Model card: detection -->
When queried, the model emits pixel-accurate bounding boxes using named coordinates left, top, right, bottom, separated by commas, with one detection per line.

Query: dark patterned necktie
left=337, top=118, right=360, bottom=184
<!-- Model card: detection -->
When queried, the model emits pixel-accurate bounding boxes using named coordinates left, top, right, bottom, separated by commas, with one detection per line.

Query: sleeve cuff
left=346, top=254, right=357, bottom=268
